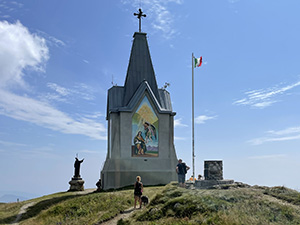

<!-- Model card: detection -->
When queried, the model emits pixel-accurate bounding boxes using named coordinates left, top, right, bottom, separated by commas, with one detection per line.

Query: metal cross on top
left=134, top=8, right=146, bottom=32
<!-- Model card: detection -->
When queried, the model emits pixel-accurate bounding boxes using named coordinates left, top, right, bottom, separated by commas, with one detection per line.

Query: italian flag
left=194, top=56, right=202, bottom=67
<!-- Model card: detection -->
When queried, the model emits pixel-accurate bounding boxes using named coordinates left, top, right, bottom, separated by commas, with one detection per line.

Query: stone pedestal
left=195, top=179, right=234, bottom=189
left=68, top=177, right=84, bottom=191
left=192, top=160, right=234, bottom=189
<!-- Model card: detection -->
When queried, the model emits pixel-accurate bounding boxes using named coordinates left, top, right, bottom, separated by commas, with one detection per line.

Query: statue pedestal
left=68, top=177, right=85, bottom=191
left=195, top=179, right=234, bottom=189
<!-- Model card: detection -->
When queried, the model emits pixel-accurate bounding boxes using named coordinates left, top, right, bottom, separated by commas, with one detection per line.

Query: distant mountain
left=0, top=194, right=28, bottom=203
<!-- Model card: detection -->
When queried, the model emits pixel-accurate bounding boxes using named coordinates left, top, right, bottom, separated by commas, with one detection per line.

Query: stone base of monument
left=191, top=160, right=234, bottom=189
left=195, top=179, right=234, bottom=189
left=68, top=177, right=85, bottom=191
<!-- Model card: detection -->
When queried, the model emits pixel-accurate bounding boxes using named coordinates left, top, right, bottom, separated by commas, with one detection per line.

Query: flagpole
left=192, top=53, right=195, bottom=182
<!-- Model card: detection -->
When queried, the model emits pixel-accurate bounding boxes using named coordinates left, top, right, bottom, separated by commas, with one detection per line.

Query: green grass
left=0, top=191, right=88, bottom=224
left=126, top=183, right=300, bottom=225
left=19, top=186, right=163, bottom=225
left=259, top=185, right=300, bottom=205
left=23, top=191, right=132, bottom=224
left=1, top=184, right=300, bottom=225
left=0, top=201, right=26, bottom=224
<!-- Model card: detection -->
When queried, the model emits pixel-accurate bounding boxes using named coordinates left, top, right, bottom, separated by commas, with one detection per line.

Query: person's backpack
left=182, top=163, right=187, bottom=174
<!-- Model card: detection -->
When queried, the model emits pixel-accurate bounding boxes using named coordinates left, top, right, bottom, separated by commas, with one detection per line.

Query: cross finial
left=134, top=8, right=146, bottom=32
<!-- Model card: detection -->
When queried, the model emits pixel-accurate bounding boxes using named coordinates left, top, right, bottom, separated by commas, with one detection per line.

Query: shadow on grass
left=0, top=214, right=17, bottom=224
left=0, top=202, right=25, bottom=224
left=0, top=192, right=95, bottom=224
left=22, top=192, right=98, bottom=222
left=122, top=208, right=134, bottom=214
left=100, top=184, right=166, bottom=193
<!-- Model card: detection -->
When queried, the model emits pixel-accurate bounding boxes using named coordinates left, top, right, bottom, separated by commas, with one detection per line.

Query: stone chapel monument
left=101, top=9, right=178, bottom=190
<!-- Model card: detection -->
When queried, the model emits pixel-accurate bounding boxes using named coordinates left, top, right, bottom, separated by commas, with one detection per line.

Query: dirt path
left=100, top=207, right=140, bottom=225
left=11, top=202, right=36, bottom=225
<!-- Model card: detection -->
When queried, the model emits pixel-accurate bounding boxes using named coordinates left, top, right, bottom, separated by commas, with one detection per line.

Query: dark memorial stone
left=204, top=160, right=223, bottom=180
left=194, top=160, right=234, bottom=189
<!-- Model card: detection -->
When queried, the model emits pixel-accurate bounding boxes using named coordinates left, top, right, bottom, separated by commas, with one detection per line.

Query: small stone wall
left=204, top=160, right=223, bottom=180
left=195, top=179, right=234, bottom=189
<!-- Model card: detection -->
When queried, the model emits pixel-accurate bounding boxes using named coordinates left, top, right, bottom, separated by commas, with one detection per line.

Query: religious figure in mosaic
left=133, top=131, right=147, bottom=155
left=132, top=96, right=158, bottom=157
left=143, top=122, right=156, bottom=144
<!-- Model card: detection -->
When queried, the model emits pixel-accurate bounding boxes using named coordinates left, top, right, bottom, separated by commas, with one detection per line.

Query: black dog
left=141, top=195, right=149, bottom=206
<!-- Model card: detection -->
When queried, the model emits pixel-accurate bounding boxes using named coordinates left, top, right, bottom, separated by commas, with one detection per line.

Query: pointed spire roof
left=123, top=32, right=160, bottom=106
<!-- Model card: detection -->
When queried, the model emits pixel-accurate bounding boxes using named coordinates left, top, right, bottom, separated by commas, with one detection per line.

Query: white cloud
left=174, top=136, right=187, bottom=141
left=248, top=126, right=300, bottom=145
left=252, top=101, right=277, bottom=108
left=10, top=1, right=24, bottom=8
left=122, top=0, right=183, bottom=39
left=83, top=112, right=104, bottom=119
left=174, top=118, right=188, bottom=127
left=0, top=0, right=23, bottom=16
left=47, top=83, right=70, bottom=96
left=44, top=82, right=96, bottom=103
left=195, top=115, right=216, bottom=124
left=79, top=149, right=101, bottom=154
left=1, top=15, right=10, bottom=18
left=248, top=154, right=286, bottom=160
left=0, top=21, right=106, bottom=141
left=73, top=83, right=96, bottom=101
left=267, top=127, right=300, bottom=136
left=24, top=146, right=59, bottom=159
left=48, top=35, right=65, bottom=47
left=0, top=140, right=27, bottom=147
left=0, top=89, right=107, bottom=140
left=228, top=0, right=240, bottom=3
left=0, top=20, right=49, bottom=89
left=234, top=80, right=300, bottom=109
left=36, top=30, right=66, bottom=48
left=44, top=83, right=71, bottom=103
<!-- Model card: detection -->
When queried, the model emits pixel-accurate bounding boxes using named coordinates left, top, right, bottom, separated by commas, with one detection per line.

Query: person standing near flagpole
left=176, top=159, right=190, bottom=188
left=191, top=53, right=202, bottom=183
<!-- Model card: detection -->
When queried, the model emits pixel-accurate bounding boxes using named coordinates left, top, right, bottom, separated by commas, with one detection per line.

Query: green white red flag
left=194, top=56, right=202, bottom=67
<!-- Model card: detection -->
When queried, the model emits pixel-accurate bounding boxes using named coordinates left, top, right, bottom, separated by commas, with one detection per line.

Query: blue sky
left=1, top=0, right=300, bottom=199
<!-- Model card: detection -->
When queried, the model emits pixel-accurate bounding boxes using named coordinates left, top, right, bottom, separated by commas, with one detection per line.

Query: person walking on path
left=134, top=176, right=143, bottom=209
left=176, top=159, right=190, bottom=188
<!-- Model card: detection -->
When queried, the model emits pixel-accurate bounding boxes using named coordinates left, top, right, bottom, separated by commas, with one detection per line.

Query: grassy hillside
left=126, top=183, right=300, bottom=225
left=1, top=183, right=300, bottom=225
